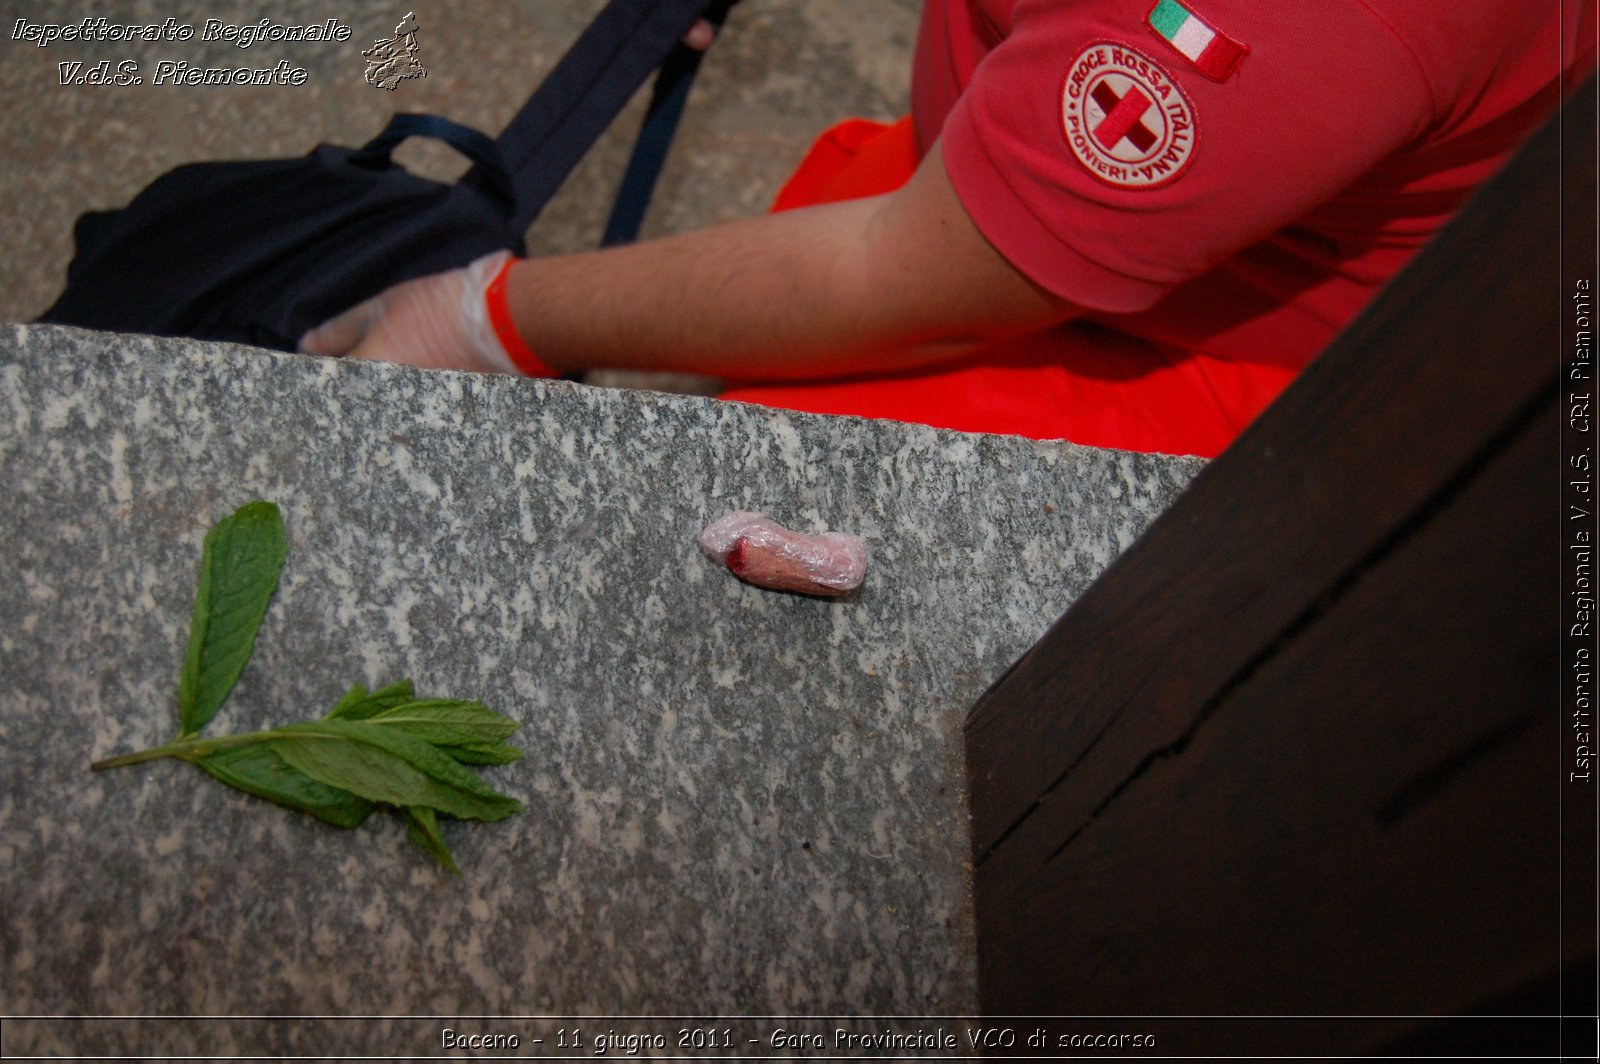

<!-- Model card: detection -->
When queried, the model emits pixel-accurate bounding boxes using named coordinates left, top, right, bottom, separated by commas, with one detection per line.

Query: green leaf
left=442, top=742, right=525, bottom=766
left=177, top=500, right=287, bottom=736
left=327, top=680, right=416, bottom=721
left=328, top=683, right=368, bottom=718
left=96, top=491, right=527, bottom=874
left=269, top=720, right=522, bottom=822
left=365, top=700, right=520, bottom=747
left=404, top=806, right=460, bottom=874
left=194, top=744, right=375, bottom=828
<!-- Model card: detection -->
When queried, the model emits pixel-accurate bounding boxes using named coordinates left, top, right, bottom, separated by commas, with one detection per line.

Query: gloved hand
left=298, top=250, right=537, bottom=374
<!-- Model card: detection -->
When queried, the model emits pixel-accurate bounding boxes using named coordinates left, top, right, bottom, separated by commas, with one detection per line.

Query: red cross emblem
left=1061, top=42, right=1197, bottom=189
left=1090, top=82, right=1158, bottom=153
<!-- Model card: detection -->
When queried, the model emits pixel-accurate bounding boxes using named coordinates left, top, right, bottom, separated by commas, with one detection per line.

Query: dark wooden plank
left=964, top=79, right=1587, bottom=859
left=976, top=401, right=1564, bottom=1054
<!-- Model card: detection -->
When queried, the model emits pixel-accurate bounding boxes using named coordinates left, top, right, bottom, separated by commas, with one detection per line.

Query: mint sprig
left=177, top=499, right=286, bottom=737
left=92, top=500, right=523, bottom=873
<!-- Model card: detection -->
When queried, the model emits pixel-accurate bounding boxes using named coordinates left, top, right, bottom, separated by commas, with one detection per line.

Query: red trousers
left=718, top=118, right=1298, bottom=457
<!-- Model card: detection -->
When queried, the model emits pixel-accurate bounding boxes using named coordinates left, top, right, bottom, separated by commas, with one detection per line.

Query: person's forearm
left=504, top=198, right=924, bottom=379
left=503, top=148, right=1073, bottom=380
left=297, top=144, right=1077, bottom=378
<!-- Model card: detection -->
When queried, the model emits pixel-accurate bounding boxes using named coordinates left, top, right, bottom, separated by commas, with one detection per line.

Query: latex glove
left=298, top=250, right=521, bottom=374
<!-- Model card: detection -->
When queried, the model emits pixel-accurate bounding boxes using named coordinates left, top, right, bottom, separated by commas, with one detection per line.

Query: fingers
left=682, top=18, right=715, bottom=51
left=297, top=296, right=386, bottom=358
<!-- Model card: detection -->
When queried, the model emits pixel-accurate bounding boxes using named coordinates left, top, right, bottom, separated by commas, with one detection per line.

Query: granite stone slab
left=0, top=325, right=1203, bottom=1055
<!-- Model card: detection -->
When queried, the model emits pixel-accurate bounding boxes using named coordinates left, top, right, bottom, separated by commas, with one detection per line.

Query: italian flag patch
left=1147, top=0, right=1248, bottom=82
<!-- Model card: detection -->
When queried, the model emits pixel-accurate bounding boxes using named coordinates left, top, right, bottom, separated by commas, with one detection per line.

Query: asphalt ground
left=0, top=1, right=918, bottom=331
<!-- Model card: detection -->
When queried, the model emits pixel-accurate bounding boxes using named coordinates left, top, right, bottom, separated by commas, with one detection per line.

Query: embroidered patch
left=1061, top=42, right=1196, bottom=189
left=1147, top=0, right=1248, bottom=82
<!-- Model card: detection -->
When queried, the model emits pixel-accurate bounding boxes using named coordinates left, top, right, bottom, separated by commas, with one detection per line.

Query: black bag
left=39, top=0, right=733, bottom=352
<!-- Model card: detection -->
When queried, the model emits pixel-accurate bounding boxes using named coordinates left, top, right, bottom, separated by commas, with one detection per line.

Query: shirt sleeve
left=938, top=0, right=1437, bottom=312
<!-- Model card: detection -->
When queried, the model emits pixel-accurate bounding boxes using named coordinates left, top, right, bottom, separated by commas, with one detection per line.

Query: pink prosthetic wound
left=698, top=511, right=867, bottom=597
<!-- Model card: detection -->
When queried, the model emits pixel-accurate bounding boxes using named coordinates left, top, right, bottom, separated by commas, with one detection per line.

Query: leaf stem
left=90, top=729, right=281, bottom=771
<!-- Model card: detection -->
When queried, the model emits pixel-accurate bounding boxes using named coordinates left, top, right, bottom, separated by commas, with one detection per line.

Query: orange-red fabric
left=722, top=117, right=1284, bottom=455
left=769, top=116, right=921, bottom=211
left=719, top=0, right=1585, bottom=458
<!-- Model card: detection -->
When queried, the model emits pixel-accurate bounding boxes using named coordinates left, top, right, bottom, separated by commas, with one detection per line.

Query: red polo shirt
left=723, top=0, right=1593, bottom=455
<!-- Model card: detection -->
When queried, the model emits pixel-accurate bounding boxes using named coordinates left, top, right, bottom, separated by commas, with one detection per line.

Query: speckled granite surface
left=0, top=325, right=1203, bottom=1055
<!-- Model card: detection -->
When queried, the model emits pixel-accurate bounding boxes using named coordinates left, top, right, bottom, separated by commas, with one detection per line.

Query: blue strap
left=468, top=0, right=724, bottom=232
left=602, top=0, right=736, bottom=246
left=355, top=113, right=516, bottom=204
